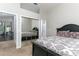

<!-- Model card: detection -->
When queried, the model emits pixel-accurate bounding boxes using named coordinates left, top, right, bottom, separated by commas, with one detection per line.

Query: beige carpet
left=0, top=40, right=33, bottom=56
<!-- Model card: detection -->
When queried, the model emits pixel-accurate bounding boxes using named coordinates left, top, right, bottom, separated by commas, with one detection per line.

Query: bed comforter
left=33, top=36, right=79, bottom=56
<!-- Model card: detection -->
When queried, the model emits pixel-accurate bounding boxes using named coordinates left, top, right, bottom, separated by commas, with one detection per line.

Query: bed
left=32, top=24, right=79, bottom=56
left=22, top=27, right=39, bottom=41
left=22, top=31, right=37, bottom=37
left=22, top=31, right=38, bottom=41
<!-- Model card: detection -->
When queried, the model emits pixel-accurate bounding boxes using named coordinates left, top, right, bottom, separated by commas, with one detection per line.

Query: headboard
left=57, top=24, right=79, bottom=32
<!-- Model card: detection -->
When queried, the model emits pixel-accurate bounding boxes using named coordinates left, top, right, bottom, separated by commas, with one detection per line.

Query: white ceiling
left=20, top=3, right=40, bottom=13
left=40, top=3, right=60, bottom=13
left=20, top=3, right=60, bottom=13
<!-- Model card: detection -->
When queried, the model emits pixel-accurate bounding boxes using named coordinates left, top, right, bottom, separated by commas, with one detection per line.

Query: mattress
left=33, top=36, right=79, bottom=56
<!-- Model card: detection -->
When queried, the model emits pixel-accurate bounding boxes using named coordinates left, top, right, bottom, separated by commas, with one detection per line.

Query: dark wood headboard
left=57, top=24, right=79, bottom=32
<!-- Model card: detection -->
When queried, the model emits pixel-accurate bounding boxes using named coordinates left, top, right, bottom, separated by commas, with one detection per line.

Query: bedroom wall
left=39, top=7, right=49, bottom=38
left=45, top=3, right=79, bottom=36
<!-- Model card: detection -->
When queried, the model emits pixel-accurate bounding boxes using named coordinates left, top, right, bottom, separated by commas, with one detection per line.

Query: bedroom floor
left=0, top=40, right=33, bottom=56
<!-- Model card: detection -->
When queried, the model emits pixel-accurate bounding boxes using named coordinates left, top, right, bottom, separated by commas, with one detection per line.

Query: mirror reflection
left=0, top=12, right=14, bottom=41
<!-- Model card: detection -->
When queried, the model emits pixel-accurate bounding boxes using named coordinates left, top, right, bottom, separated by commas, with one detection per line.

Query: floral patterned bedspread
left=33, top=36, right=79, bottom=56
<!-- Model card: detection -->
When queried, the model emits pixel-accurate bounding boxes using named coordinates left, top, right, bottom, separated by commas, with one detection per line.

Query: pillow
left=57, top=31, right=79, bottom=39
left=57, top=31, right=69, bottom=37
left=69, top=32, right=76, bottom=38
left=69, top=32, right=79, bottom=39
left=75, top=32, right=79, bottom=39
